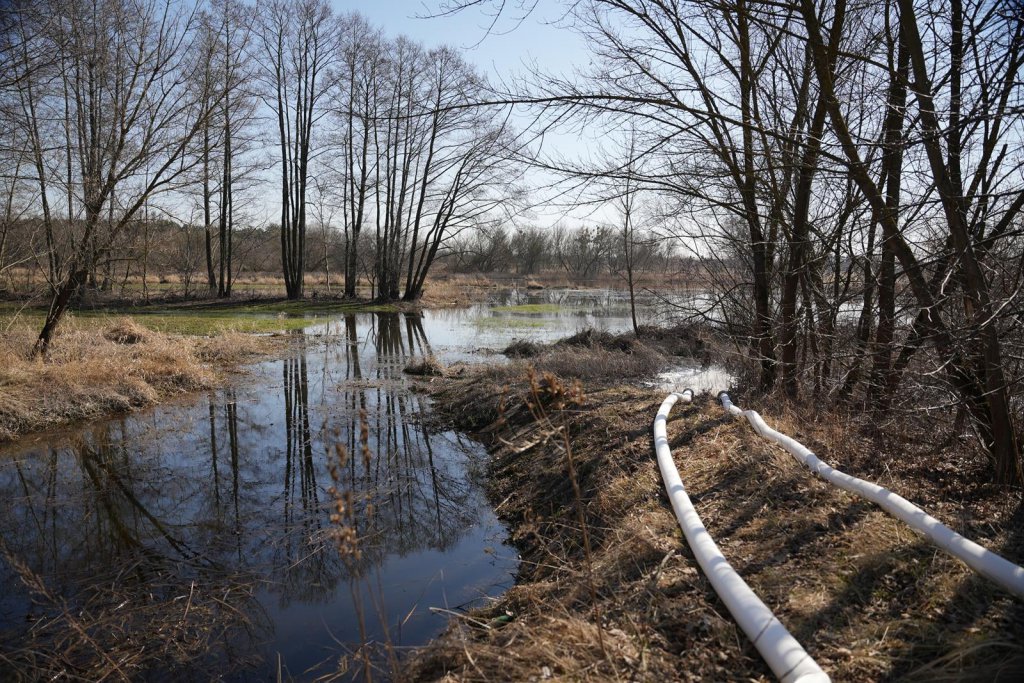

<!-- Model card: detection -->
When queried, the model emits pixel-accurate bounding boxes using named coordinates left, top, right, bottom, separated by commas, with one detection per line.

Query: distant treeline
left=0, top=216, right=695, bottom=295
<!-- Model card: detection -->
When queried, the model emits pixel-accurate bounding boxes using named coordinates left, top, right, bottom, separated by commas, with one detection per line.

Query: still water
left=0, top=289, right=676, bottom=680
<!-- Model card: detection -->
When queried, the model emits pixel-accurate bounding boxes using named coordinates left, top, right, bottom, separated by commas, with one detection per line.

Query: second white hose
left=719, top=392, right=1024, bottom=600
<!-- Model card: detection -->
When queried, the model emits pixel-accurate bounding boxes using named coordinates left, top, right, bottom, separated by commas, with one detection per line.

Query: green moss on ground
left=0, top=298, right=402, bottom=336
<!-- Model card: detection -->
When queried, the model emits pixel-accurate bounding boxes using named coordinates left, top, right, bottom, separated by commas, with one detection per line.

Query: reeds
left=521, top=370, right=609, bottom=662
left=325, top=408, right=403, bottom=683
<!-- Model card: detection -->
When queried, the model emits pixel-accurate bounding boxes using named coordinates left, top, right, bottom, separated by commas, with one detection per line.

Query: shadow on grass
left=893, top=499, right=1024, bottom=681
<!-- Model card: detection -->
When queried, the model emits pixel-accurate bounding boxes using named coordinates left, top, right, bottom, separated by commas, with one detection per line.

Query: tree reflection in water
left=0, top=422, right=269, bottom=678
left=0, top=311, right=513, bottom=679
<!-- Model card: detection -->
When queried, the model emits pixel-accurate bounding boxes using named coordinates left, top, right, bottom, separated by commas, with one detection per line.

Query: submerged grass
left=198, top=299, right=400, bottom=315
left=1, top=297, right=406, bottom=336
left=489, top=303, right=570, bottom=314
left=2, top=309, right=314, bottom=336
left=473, top=316, right=548, bottom=329
left=0, top=534, right=259, bottom=682
left=410, top=336, right=1024, bottom=682
left=119, top=312, right=314, bottom=335
left=0, top=317, right=272, bottom=442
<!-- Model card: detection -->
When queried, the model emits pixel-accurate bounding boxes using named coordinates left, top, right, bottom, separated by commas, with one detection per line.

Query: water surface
left=0, top=288, right=680, bottom=679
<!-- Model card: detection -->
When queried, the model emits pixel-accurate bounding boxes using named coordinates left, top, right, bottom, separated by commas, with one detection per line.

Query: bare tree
left=332, top=13, right=382, bottom=298
left=510, top=225, right=551, bottom=275
left=8, top=0, right=213, bottom=354
left=433, top=0, right=1024, bottom=484
left=797, top=0, right=1024, bottom=483
left=256, top=0, right=338, bottom=299
left=332, top=32, right=520, bottom=302
left=616, top=130, right=642, bottom=333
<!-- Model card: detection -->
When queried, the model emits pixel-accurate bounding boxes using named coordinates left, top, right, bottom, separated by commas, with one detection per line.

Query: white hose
left=654, top=389, right=830, bottom=683
left=719, top=392, right=1024, bottom=600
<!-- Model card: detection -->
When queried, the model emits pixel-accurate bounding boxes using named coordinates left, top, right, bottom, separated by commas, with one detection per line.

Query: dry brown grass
left=503, top=339, right=542, bottom=358
left=0, top=317, right=270, bottom=442
left=534, top=344, right=664, bottom=382
left=469, top=344, right=665, bottom=389
left=0, top=535, right=258, bottom=681
left=415, top=276, right=494, bottom=307
left=490, top=326, right=685, bottom=386
left=404, top=355, right=446, bottom=377
left=500, top=325, right=712, bottom=369
left=409, top=369, right=1024, bottom=682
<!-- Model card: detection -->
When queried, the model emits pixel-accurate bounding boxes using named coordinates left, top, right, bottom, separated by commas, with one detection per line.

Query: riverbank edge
left=0, top=289, right=468, bottom=444
left=0, top=271, right=500, bottom=317
left=1, top=293, right=451, bottom=320
left=0, top=317, right=299, bottom=444
left=407, top=339, right=1024, bottom=681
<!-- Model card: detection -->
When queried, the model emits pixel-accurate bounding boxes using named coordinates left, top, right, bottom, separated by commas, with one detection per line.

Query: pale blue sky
left=332, top=1, right=592, bottom=85
left=331, top=1, right=613, bottom=228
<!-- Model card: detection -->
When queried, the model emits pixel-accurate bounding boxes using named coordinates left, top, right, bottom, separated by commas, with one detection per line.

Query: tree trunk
left=35, top=267, right=88, bottom=356
left=737, top=2, right=776, bottom=389
left=897, top=0, right=1020, bottom=484
left=203, top=107, right=217, bottom=292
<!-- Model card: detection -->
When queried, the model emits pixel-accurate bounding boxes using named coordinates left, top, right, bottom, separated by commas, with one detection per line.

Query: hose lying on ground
left=719, top=392, right=1024, bottom=601
left=654, top=389, right=830, bottom=683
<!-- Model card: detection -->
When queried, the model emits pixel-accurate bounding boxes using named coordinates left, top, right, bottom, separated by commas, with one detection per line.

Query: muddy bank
left=410, top=340, right=1024, bottom=681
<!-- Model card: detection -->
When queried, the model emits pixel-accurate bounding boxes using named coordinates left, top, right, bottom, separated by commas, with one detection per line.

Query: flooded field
left=0, top=288, right=714, bottom=679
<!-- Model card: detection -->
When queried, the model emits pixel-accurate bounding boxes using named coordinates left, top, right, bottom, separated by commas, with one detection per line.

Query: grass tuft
left=404, top=356, right=446, bottom=377
left=102, top=317, right=150, bottom=344
left=0, top=318, right=271, bottom=442
left=503, top=339, right=543, bottom=358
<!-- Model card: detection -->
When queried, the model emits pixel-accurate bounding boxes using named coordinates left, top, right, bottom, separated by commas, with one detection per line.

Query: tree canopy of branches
left=438, top=0, right=1024, bottom=485
left=324, top=32, right=521, bottom=301
left=0, top=0, right=520, bottom=331
left=3, top=0, right=212, bottom=353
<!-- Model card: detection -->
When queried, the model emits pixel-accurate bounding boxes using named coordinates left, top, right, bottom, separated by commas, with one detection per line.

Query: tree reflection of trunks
left=208, top=391, right=244, bottom=560
left=0, top=422, right=268, bottom=677
left=0, top=314, right=497, bottom=677
left=278, top=344, right=339, bottom=604
left=371, top=311, right=432, bottom=359
left=404, top=311, right=434, bottom=358
left=338, top=313, right=475, bottom=564
left=374, top=311, right=405, bottom=361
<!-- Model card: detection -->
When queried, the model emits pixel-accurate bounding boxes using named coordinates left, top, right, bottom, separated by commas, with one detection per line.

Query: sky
left=332, top=1, right=591, bottom=85
left=331, top=1, right=616, bottom=228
